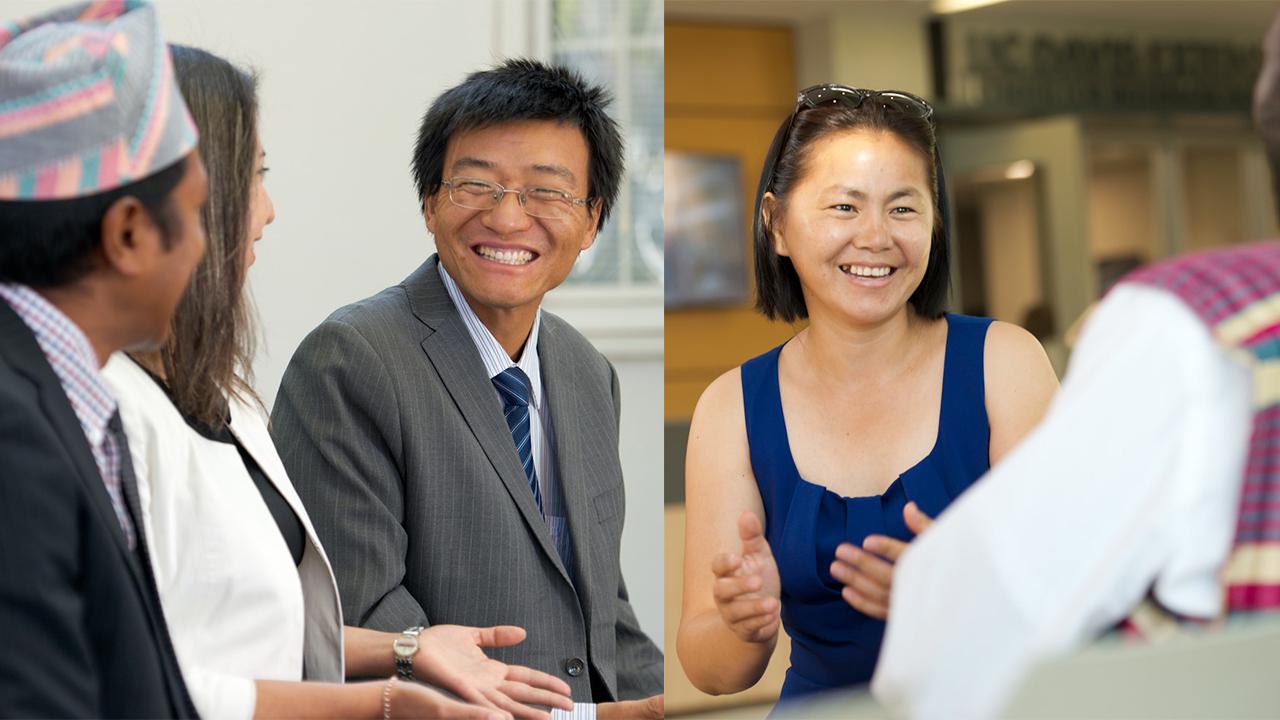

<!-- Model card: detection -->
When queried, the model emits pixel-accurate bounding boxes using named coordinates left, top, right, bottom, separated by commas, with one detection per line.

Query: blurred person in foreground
left=677, top=84, right=1058, bottom=706
left=0, top=2, right=204, bottom=715
left=271, top=59, right=664, bottom=720
left=103, top=45, right=571, bottom=720
left=869, top=12, right=1280, bottom=719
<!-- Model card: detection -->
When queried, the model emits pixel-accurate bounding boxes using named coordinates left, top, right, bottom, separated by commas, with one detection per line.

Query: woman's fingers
left=496, top=682, right=573, bottom=710
left=737, top=511, right=771, bottom=556
left=735, top=610, right=779, bottom=635
left=904, top=501, right=935, bottom=536
left=503, top=665, right=572, bottom=699
left=830, top=560, right=890, bottom=604
left=725, top=599, right=780, bottom=642
left=831, top=542, right=897, bottom=619
left=472, top=625, right=527, bottom=648
left=495, top=682, right=576, bottom=716
left=710, top=552, right=742, bottom=578
left=862, top=534, right=911, bottom=563
left=713, top=572, right=762, bottom=600
left=842, top=585, right=889, bottom=620
left=833, top=543, right=894, bottom=585
left=487, top=691, right=549, bottom=720
left=719, top=595, right=777, bottom=625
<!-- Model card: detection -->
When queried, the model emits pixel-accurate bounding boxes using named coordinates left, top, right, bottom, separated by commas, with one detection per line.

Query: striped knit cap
left=0, top=0, right=196, bottom=200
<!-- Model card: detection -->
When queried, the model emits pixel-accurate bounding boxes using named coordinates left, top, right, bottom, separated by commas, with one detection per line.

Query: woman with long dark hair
left=677, top=86, right=1059, bottom=705
left=103, top=46, right=572, bottom=720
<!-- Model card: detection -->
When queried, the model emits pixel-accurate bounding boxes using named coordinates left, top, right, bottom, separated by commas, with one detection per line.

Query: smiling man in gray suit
left=272, top=60, right=663, bottom=720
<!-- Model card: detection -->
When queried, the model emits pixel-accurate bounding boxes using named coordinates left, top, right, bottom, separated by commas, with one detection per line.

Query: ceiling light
left=931, top=0, right=1012, bottom=15
left=1005, top=160, right=1036, bottom=180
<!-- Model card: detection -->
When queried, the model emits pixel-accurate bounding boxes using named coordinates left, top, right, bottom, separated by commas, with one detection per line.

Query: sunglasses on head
left=795, top=85, right=933, bottom=119
left=762, top=84, right=935, bottom=193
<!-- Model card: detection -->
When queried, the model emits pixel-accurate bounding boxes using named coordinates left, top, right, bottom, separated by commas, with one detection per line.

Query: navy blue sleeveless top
left=741, top=314, right=993, bottom=701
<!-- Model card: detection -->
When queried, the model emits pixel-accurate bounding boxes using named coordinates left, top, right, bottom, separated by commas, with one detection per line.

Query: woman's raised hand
left=710, top=511, right=782, bottom=644
left=830, top=501, right=934, bottom=620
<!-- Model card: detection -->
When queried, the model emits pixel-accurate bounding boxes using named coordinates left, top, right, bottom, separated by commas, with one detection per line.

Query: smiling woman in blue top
left=677, top=85, right=1060, bottom=704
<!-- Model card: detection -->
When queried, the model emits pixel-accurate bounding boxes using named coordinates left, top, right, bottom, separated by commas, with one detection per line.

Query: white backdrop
left=5, top=0, right=663, bottom=651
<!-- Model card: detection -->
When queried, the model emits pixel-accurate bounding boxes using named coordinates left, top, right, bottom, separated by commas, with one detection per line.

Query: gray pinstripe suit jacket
left=271, top=255, right=663, bottom=702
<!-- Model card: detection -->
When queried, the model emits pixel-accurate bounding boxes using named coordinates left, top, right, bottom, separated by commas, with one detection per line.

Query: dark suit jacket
left=273, top=255, right=663, bottom=702
left=0, top=301, right=195, bottom=718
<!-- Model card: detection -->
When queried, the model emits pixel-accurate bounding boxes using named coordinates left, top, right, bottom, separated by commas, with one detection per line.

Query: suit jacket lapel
left=0, top=303, right=144, bottom=583
left=404, top=256, right=574, bottom=586
left=538, top=318, right=598, bottom=615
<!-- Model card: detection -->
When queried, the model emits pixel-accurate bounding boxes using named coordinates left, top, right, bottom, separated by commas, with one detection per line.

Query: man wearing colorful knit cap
left=0, top=1, right=206, bottom=716
left=865, top=12, right=1280, bottom=720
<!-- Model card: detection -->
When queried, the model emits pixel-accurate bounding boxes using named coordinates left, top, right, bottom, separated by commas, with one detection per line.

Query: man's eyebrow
left=450, top=158, right=577, bottom=185
left=531, top=163, right=577, bottom=184
left=451, top=157, right=496, bottom=173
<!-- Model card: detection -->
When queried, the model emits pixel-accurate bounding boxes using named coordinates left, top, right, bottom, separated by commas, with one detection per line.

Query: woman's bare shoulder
left=695, top=366, right=744, bottom=417
left=983, top=320, right=1059, bottom=461
left=688, top=366, right=747, bottom=452
left=984, top=319, right=1051, bottom=367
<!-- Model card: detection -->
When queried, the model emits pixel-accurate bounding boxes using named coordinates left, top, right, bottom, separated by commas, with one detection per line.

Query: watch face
left=393, top=636, right=418, bottom=658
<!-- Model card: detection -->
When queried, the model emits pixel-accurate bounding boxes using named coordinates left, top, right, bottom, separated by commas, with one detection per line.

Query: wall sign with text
left=938, top=21, right=1261, bottom=116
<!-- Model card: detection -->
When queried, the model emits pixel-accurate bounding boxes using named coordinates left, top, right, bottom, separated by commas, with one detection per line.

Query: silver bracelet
left=382, top=675, right=397, bottom=720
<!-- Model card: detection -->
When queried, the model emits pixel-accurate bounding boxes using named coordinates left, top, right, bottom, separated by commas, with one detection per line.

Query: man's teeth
left=477, top=246, right=534, bottom=265
left=840, top=265, right=892, bottom=278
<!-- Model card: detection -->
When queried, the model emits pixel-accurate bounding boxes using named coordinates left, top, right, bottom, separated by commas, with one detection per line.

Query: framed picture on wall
left=664, top=151, right=749, bottom=308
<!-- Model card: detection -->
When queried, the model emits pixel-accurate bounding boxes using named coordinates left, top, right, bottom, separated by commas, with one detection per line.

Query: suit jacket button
left=564, top=657, right=585, bottom=677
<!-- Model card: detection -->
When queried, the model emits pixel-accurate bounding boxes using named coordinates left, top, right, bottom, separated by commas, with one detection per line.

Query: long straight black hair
left=157, top=44, right=262, bottom=425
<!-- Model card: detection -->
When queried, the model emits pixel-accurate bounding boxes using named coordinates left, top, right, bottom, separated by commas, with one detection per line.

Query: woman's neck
left=793, top=305, right=925, bottom=388
left=128, top=350, right=167, bottom=380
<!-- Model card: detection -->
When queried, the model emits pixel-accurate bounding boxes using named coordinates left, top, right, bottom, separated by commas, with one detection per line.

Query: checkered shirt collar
left=0, top=283, right=117, bottom=446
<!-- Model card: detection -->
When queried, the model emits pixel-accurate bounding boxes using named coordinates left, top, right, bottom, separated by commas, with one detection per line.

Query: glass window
left=552, top=0, right=663, bottom=287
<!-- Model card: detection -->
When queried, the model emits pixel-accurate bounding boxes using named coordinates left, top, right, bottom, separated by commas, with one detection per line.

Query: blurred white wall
left=5, top=0, right=663, bottom=651
left=1088, top=154, right=1158, bottom=262
left=978, top=178, right=1040, bottom=325
left=797, top=2, right=932, bottom=95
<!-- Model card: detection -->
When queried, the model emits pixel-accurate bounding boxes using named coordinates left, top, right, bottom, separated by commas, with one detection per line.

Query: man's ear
left=423, top=192, right=439, bottom=235
left=580, top=198, right=603, bottom=252
left=761, top=192, right=789, bottom=257
left=99, top=196, right=162, bottom=276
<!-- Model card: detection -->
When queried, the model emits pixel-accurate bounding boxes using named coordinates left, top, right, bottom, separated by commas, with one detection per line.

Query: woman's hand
left=413, top=625, right=574, bottom=720
left=390, top=679, right=511, bottom=720
left=597, top=694, right=664, bottom=720
left=830, top=502, right=934, bottom=620
left=711, top=511, right=782, bottom=644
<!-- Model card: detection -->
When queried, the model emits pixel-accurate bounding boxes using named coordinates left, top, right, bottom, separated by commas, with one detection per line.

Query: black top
left=138, top=362, right=306, bottom=567
left=227, top=427, right=306, bottom=567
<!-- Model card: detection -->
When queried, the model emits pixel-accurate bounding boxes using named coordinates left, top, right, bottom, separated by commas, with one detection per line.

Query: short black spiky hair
left=411, top=58, right=624, bottom=229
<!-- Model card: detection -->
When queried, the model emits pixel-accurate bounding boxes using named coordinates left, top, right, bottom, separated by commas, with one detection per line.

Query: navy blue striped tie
left=493, top=367, right=543, bottom=516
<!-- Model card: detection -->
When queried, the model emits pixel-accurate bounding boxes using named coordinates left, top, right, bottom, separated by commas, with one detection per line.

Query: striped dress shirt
left=437, top=263, right=595, bottom=720
left=437, top=263, right=575, bottom=577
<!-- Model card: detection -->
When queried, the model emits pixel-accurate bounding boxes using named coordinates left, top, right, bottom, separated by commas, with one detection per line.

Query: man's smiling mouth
left=475, top=245, right=537, bottom=266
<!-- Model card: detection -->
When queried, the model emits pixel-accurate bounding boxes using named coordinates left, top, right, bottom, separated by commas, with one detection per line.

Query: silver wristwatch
left=393, top=626, right=424, bottom=680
